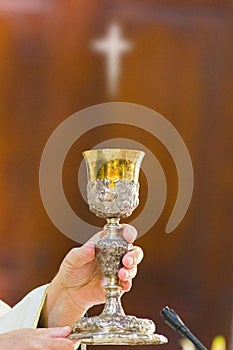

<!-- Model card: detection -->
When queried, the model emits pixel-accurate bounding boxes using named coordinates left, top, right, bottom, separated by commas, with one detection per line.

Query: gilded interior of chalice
left=70, top=149, right=168, bottom=345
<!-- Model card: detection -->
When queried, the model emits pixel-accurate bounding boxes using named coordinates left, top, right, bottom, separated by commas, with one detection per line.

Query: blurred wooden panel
left=0, top=1, right=232, bottom=349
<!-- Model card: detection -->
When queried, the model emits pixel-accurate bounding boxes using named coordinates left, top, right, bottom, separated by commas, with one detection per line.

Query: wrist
left=40, top=276, right=87, bottom=327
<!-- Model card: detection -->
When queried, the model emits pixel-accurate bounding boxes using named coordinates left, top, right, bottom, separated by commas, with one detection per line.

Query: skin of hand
left=0, top=327, right=78, bottom=350
left=40, top=224, right=143, bottom=327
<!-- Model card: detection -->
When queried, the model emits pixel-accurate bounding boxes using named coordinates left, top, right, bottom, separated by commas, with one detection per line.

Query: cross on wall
left=91, top=23, right=133, bottom=97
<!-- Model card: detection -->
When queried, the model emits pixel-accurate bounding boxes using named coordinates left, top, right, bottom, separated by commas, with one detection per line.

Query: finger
left=84, top=224, right=137, bottom=247
left=37, top=326, right=72, bottom=338
left=120, top=279, right=132, bottom=292
left=44, top=337, right=75, bottom=349
left=73, top=339, right=81, bottom=349
left=122, top=224, right=137, bottom=243
left=122, top=246, right=143, bottom=268
left=67, top=339, right=81, bottom=350
left=118, top=266, right=137, bottom=281
left=64, top=245, right=95, bottom=269
left=84, top=229, right=106, bottom=246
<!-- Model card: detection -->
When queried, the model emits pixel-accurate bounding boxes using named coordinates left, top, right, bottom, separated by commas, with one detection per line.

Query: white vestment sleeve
left=0, top=301, right=11, bottom=318
left=0, top=284, right=48, bottom=333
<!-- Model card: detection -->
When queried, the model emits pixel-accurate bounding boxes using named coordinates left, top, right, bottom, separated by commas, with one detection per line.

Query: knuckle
left=129, top=266, right=137, bottom=278
left=134, top=246, right=144, bottom=262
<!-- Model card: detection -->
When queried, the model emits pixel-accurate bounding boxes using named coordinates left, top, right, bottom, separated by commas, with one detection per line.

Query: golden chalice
left=70, top=149, right=168, bottom=345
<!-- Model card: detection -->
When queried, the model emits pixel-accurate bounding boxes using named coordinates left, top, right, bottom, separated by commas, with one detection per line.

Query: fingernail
left=123, top=225, right=137, bottom=243
left=124, top=270, right=130, bottom=279
left=127, top=256, right=134, bottom=266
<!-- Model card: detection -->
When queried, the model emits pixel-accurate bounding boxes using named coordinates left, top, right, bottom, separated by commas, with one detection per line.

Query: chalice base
left=70, top=314, right=168, bottom=345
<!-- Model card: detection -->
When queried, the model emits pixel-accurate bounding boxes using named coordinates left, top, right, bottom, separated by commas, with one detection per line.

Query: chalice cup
left=70, top=149, right=168, bottom=345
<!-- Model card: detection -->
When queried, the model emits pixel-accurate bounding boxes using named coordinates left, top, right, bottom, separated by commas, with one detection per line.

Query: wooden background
left=0, top=1, right=232, bottom=349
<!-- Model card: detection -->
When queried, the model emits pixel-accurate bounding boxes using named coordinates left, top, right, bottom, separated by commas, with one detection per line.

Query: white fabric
left=0, top=284, right=48, bottom=333
left=0, top=300, right=11, bottom=318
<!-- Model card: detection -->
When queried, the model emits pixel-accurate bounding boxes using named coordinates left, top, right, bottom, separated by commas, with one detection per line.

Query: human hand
left=0, top=327, right=77, bottom=350
left=42, top=224, right=143, bottom=327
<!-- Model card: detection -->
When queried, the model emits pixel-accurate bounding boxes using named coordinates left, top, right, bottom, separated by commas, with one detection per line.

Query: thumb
left=64, top=244, right=95, bottom=269
left=38, top=326, right=71, bottom=338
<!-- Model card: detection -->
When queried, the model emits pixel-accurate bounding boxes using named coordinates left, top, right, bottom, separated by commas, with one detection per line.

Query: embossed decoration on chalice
left=70, top=149, right=168, bottom=345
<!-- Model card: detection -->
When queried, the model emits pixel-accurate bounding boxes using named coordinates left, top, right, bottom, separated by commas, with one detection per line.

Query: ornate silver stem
left=101, top=284, right=125, bottom=316
left=95, top=218, right=130, bottom=318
